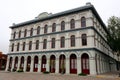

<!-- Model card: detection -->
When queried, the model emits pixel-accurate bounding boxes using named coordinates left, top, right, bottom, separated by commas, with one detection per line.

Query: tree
left=107, top=16, right=120, bottom=70
left=107, top=16, right=120, bottom=55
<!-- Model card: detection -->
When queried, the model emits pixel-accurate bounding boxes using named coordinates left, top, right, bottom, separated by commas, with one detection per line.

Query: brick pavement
left=0, top=71, right=120, bottom=80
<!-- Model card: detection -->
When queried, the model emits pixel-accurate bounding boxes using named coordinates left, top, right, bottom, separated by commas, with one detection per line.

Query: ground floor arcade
left=5, top=50, right=117, bottom=75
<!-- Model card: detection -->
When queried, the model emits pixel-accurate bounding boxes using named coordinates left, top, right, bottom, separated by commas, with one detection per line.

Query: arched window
left=82, top=34, right=87, bottom=46
left=44, top=25, right=48, bottom=34
left=30, top=28, right=33, bottom=36
left=29, top=41, right=32, bottom=50
left=71, top=35, right=75, bottom=47
left=24, top=29, right=27, bottom=37
left=11, top=43, right=14, bottom=52
left=37, top=26, right=40, bottom=35
left=13, top=32, right=16, bottom=39
left=51, top=38, right=55, bottom=48
left=22, top=42, right=26, bottom=51
left=61, top=21, right=65, bottom=31
left=18, top=30, right=21, bottom=38
left=60, top=37, right=65, bottom=48
left=81, top=17, right=86, bottom=27
left=70, top=19, right=75, bottom=29
left=17, top=43, right=20, bottom=51
left=52, top=23, right=56, bottom=32
left=43, top=39, right=47, bottom=49
left=36, top=40, right=39, bottom=50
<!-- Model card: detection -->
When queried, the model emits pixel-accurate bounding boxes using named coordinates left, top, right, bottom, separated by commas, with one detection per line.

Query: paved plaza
left=0, top=71, right=120, bottom=80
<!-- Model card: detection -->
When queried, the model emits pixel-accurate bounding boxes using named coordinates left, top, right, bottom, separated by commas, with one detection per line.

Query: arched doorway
left=34, top=56, right=38, bottom=72
left=26, top=56, right=31, bottom=72
left=81, top=53, right=89, bottom=74
left=20, top=56, right=24, bottom=70
left=41, top=55, right=46, bottom=72
left=50, top=55, right=56, bottom=73
left=70, top=54, right=77, bottom=74
left=8, top=57, right=12, bottom=70
left=14, top=57, right=18, bottom=70
left=59, top=54, right=65, bottom=73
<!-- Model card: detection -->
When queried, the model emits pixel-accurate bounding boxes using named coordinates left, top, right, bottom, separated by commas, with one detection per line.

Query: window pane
left=82, top=34, right=87, bottom=46
left=24, top=29, right=27, bottom=37
left=43, top=39, right=47, bottom=49
left=70, top=19, right=75, bottom=29
left=37, top=26, right=40, bottom=35
left=30, top=28, right=33, bottom=36
left=71, top=35, right=75, bottom=47
left=44, top=25, right=48, bottom=33
left=52, top=23, right=56, bottom=32
left=81, top=17, right=86, bottom=27
left=51, top=38, right=55, bottom=48
left=61, top=37, right=65, bottom=48
left=61, top=21, right=65, bottom=31
left=13, top=32, right=16, bottom=39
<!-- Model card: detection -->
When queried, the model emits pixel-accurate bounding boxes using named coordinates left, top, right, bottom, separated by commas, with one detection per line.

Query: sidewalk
left=96, top=71, right=120, bottom=78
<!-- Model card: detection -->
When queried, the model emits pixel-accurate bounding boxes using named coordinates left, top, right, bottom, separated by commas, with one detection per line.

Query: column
left=46, top=56, right=50, bottom=72
left=55, top=57, right=59, bottom=73
left=38, top=56, right=41, bottom=72
left=11, top=57, right=15, bottom=71
left=66, top=56, right=70, bottom=74
left=23, top=58, right=27, bottom=72
left=77, top=57, right=81, bottom=74
left=5, top=57, right=10, bottom=71
left=89, top=57, right=96, bottom=75
left=17, top=57, right=21, bottom=71
left=30, top=57, right=34, bottom=72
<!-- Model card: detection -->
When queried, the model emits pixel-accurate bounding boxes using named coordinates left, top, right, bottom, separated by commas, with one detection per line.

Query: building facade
left=0, top=52, right=7, bottom=70
left=5, top=3, right=118, bottom=75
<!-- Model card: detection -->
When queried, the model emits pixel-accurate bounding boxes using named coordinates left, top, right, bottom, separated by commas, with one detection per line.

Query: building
left=5, top=3, right=118, bottom=75
left=0, top=52, right=7, bottom=70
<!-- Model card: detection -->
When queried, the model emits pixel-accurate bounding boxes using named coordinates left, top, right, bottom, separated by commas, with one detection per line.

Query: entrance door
left=26, top=56, right=31, bottom=72
left=81, top=53, right=89, bottom=74
left=70, top=54, right=77, bottom=74
left=41, top=55, right=46, bottom=72
left=59, top=55, right=65, bottom=73
left=50, top=55, right=56, bottom=73
left=34, top=56, right=38, bottom=72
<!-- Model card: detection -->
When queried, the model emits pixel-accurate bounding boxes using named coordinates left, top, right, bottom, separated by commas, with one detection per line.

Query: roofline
left=9, top=4, right=108, bottom=34
left=10, top=5, right=93, bottom=28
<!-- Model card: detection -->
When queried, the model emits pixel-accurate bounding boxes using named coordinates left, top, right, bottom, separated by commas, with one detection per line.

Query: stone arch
left=26, top=56, right=31, bottom=72
left=81, top=53, right=90, bottom=74
left=80, top=51, right=92, bottom=58
left=50, top=55, right=56, bottom=73
left=8, top=57, right=13, bottom=70
left=41, top=55, right=47, bottom=72
left=20, top=56, right=24, bottom=70
left=59, top=54, right=66, bottom=73
left=70, top=53, right=77, bottom=74
left=33, top=55, right=39, bottom=72
left=14, top=56, right=18, bottom=70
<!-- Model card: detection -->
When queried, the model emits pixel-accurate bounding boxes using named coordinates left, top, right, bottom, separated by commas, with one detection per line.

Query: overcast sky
left=0, top=0, right=119, bottom=54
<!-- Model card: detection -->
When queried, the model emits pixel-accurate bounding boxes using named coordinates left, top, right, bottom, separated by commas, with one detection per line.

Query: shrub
left=17, top=69, right=23, bottom=72
left=78, top=73, right=87, bottom=76
left=12, top=68, right=16, bottom=72
left=43, top=71, right=50, bottom=74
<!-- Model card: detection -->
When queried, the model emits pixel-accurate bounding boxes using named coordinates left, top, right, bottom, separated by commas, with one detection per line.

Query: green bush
left=43, top=71, right=50, bottom=74
left=78, top=73, right=87, bottom=76
left=17, top=69, right=23, bottom=72
left=12, top=68, right=16, bottom=72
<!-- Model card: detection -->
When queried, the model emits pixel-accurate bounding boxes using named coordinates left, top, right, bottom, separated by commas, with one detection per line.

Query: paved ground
left=0, top=71, right=120, bottom=80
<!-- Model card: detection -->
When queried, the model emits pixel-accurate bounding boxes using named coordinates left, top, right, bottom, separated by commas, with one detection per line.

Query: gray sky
left=0, top=0, right=119, bottom=54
